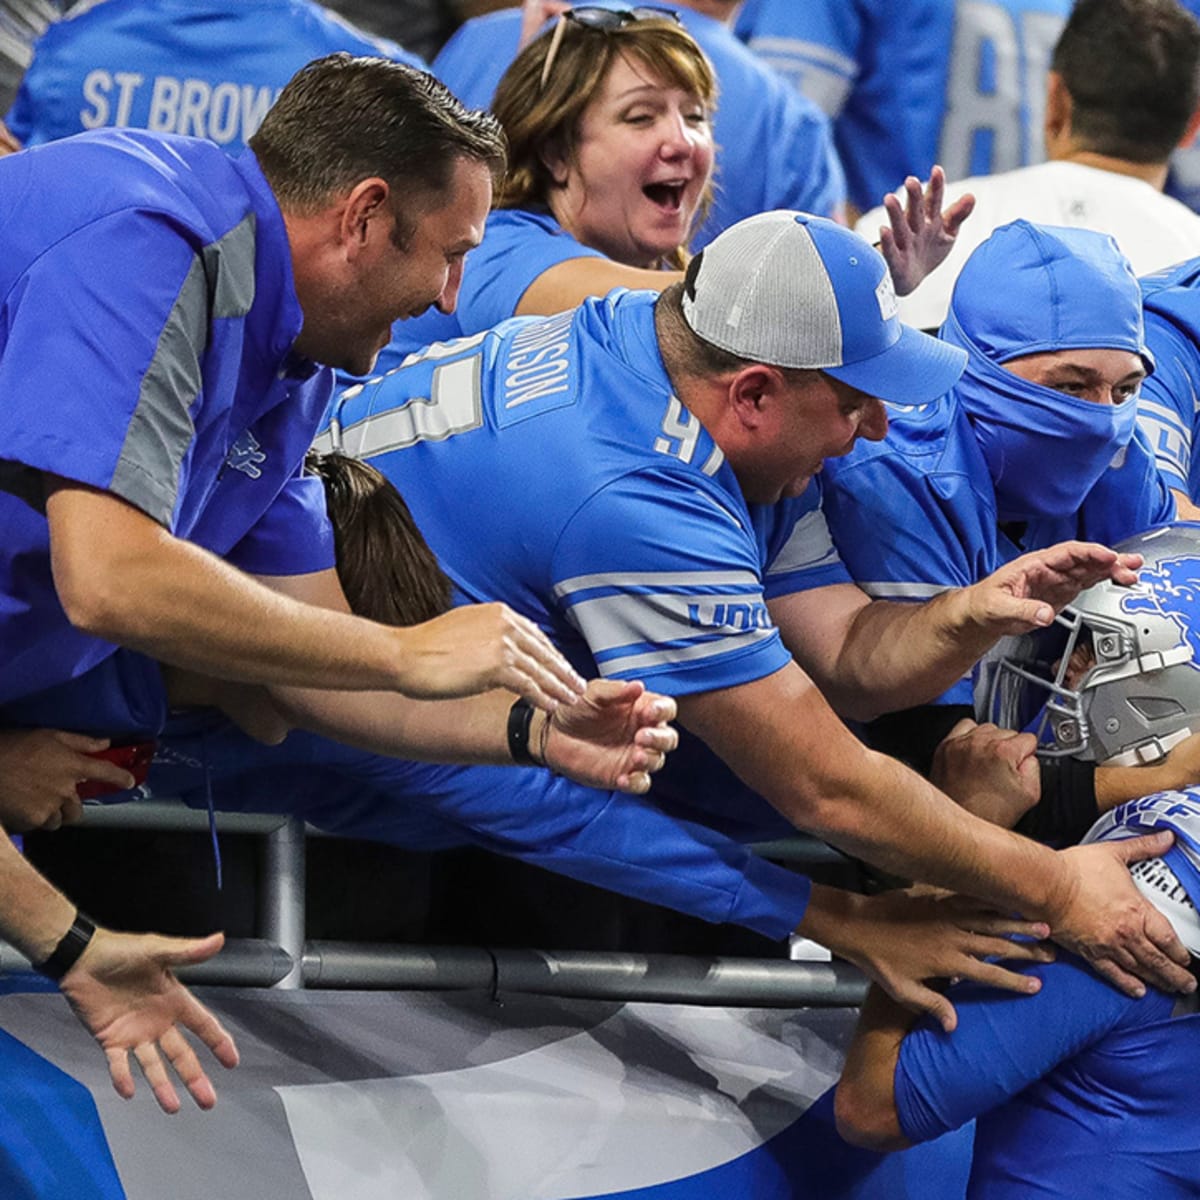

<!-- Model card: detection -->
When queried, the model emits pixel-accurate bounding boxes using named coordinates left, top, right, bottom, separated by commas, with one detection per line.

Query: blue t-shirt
left=5, top=0, right=425, bottom=150
left=143, top=710, right=812, bottom=940
left=1139, top=257, right=1200, bottom=502
left=322, top=290, right=850, bottom=835
left=432, top=2, right=846, bottom=247
left=895, top=954, right=1200, bottom=1198
left=735, top=0, right=1071, bottom=213
left=0, top=131, right=335, bottom=704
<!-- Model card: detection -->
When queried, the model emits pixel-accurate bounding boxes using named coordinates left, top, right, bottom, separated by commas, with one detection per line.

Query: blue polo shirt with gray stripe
left=0, top=129, right=334, bottom=705
left=322, top=289, right=849, bottom=697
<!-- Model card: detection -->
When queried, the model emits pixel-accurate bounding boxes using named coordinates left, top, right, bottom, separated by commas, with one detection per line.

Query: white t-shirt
left=858, top=160, right=1200, bottom=329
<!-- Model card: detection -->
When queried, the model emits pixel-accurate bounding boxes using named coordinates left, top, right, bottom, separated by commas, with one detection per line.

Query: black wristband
left=506, top=698, right=538, bottom=766
left=36, top=912, right=96, bottom=982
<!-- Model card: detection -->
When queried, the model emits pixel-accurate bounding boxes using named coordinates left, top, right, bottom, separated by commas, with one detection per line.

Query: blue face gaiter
left=942, top=307, right=1140, bottom=522
left=940, top=220, right=1151, bottom=524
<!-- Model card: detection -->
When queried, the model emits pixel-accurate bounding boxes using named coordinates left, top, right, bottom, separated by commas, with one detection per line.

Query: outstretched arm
left=47, top=482, right=586, bottom=713
left=0, top=830, right=237, bottom=1113
left=774, top=542, right=1142, bottom=721
left=678, top=664, right=1195, bottom=997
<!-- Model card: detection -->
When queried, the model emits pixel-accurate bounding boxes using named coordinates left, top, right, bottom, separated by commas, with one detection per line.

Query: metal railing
left=3, top=798, right=867, bottom=1006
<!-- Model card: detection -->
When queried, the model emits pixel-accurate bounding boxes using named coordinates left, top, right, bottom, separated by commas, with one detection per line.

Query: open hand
left=1049, top=833, right=1196, bottom=997
left=394, top=603, right=586, bottom=712
left=876, top=166, right=975, bottom=297
left=59, top=928, right=239, bottom=1114
left=826, top=886, right=1053, bottom=1033
left=963, top=541, right=1141, bottom=636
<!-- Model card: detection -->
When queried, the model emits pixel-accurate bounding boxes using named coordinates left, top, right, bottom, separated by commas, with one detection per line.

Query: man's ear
left=728, top=365, right=781, bottom=430
left=1043, top=71, right=1072, bottom=153
left=339, top=177, right=391, bottom=256
left=1179, top=104, right=1200, bottom=153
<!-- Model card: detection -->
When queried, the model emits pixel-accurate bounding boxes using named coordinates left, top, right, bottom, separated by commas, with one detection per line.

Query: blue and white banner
left=0, top=985, right=971, bottom=1199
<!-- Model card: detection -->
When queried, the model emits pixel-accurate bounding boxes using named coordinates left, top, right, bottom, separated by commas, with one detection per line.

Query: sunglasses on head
left=540, top=6, right=684, bottom=91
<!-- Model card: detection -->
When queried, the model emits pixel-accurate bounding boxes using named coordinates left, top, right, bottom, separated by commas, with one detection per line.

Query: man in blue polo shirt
left=836, top=789, right=1200, bottom=1198
left=0, top=54, right=676, bottom=1116
left=321, top=210, right=1195, bottom=1018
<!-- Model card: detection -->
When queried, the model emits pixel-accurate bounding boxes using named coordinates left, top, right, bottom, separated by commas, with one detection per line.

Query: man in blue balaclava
left=836, top=786, right=1200, bottom=1197
left=822, top=220, right=1175, bottom=831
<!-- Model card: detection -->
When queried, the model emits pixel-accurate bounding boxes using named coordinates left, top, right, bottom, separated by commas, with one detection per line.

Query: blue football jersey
left=736, top=0, right=1071, bottom=212
left=319, top=290, right=848, bottom=696
left=896, top=954, right=1200, bottom=1198
left=5, top=0, right=425, bottom=150
left=1140, top=258, right=1200, bottom=501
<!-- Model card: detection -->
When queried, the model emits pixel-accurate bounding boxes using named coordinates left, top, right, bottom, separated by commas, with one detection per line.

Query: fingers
left=53, top=731, right=111, bottom=753
left=890, top=978, right=958, bottom=1034
left=160, top=1027, right=218, bottom=1110
left=950, top=956, right=1042, bottom=997
left=134, top=1041, right=182, bottom=1115
left=76, top=754, right=138, bottom=793
left=635, top=724, right=678, bottom=755
left=1110, top=830, right=1176, bottom=866
left=1087, top=956, right=1146, bottom=999
left=942, top=193, right=975, bottom=236
left=615, top=770, right=652, bottom=795
left=106, top=1046, right=137, bottom=1101
left=508, top=618, right=587, bottom=709
left=161, top=930, right=227, bottom=969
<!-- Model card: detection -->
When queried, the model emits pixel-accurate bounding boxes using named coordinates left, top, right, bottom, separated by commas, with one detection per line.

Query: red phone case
left=76, top=741, right=156, bottom=799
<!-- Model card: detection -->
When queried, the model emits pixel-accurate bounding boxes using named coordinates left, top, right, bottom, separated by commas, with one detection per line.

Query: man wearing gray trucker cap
left=323, top=209, right=1194, bottom=1020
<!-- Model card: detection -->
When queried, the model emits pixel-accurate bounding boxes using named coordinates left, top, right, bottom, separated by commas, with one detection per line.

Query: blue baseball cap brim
left=823, top=322, right=967, bottom=406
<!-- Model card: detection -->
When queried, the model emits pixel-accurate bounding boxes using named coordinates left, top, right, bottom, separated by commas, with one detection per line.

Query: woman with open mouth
left=368, top=7, right=716, bottom=369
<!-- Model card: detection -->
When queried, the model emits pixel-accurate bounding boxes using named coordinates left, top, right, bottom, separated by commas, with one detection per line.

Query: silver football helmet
left=981, top=522, right=1200, bottom=765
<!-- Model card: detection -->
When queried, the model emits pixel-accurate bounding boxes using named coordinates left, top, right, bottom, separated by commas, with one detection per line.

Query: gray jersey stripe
left=554, top=568, right=760, bottom=600
left=859, top=581, right=951, bottom=600
left=570, top=588, right=773, bottom=654
left=598, top=627, right=776, bottom=676
left=109, top=215, right=257, bottom=526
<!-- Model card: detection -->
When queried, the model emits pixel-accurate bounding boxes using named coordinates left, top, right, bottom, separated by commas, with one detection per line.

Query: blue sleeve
left=821, top=447, right=996, bottom=601
left=1138, top=313, right=1200, bottom=497
left=735, top=0, right=862, bottom=117
left=432, top=13, right=521, bottom=109
left=755, top=483, right=853, bottom=600
left=0, top=209, right=202, bottom=525
left=224, top=473, right=336, bottom=576
left=455, top=210, right=609, bottom=335
left=895, top=955, right=1168, bottom=1143
left=552, top=470, right=793, bottom=695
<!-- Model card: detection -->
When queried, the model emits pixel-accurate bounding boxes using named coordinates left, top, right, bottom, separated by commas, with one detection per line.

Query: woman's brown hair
left=306, top=451, right=452, bottom=627
left=492, top=15, right=718, bottom=268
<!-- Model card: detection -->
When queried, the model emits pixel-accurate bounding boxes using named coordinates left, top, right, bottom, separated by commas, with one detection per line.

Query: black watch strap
left=507, top=698, right=538, bottom=765
left=37, top=912, right=96, bottom=981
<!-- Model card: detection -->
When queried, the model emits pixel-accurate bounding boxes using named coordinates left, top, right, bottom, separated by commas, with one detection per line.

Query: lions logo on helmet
left=982, top=523, right=1200, bottom=765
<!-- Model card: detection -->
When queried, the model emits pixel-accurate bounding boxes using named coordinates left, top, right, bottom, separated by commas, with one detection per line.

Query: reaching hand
left=1049, top=834, right=1196, bottom=998
left=931, top=719, right=1040, bottom=829
left=58, top=929, right=239, bottom=1114
left=876, top=166, right=975, bottom=297
left=393, top=603, right=586, bottom=712
left=818, top=886, right=1053, bottom=1033
left=542, top=679, right=678, bottom=793
left=963, top=541, right=1142, bottom=636
left=0, top=729, right=135, bottom=832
